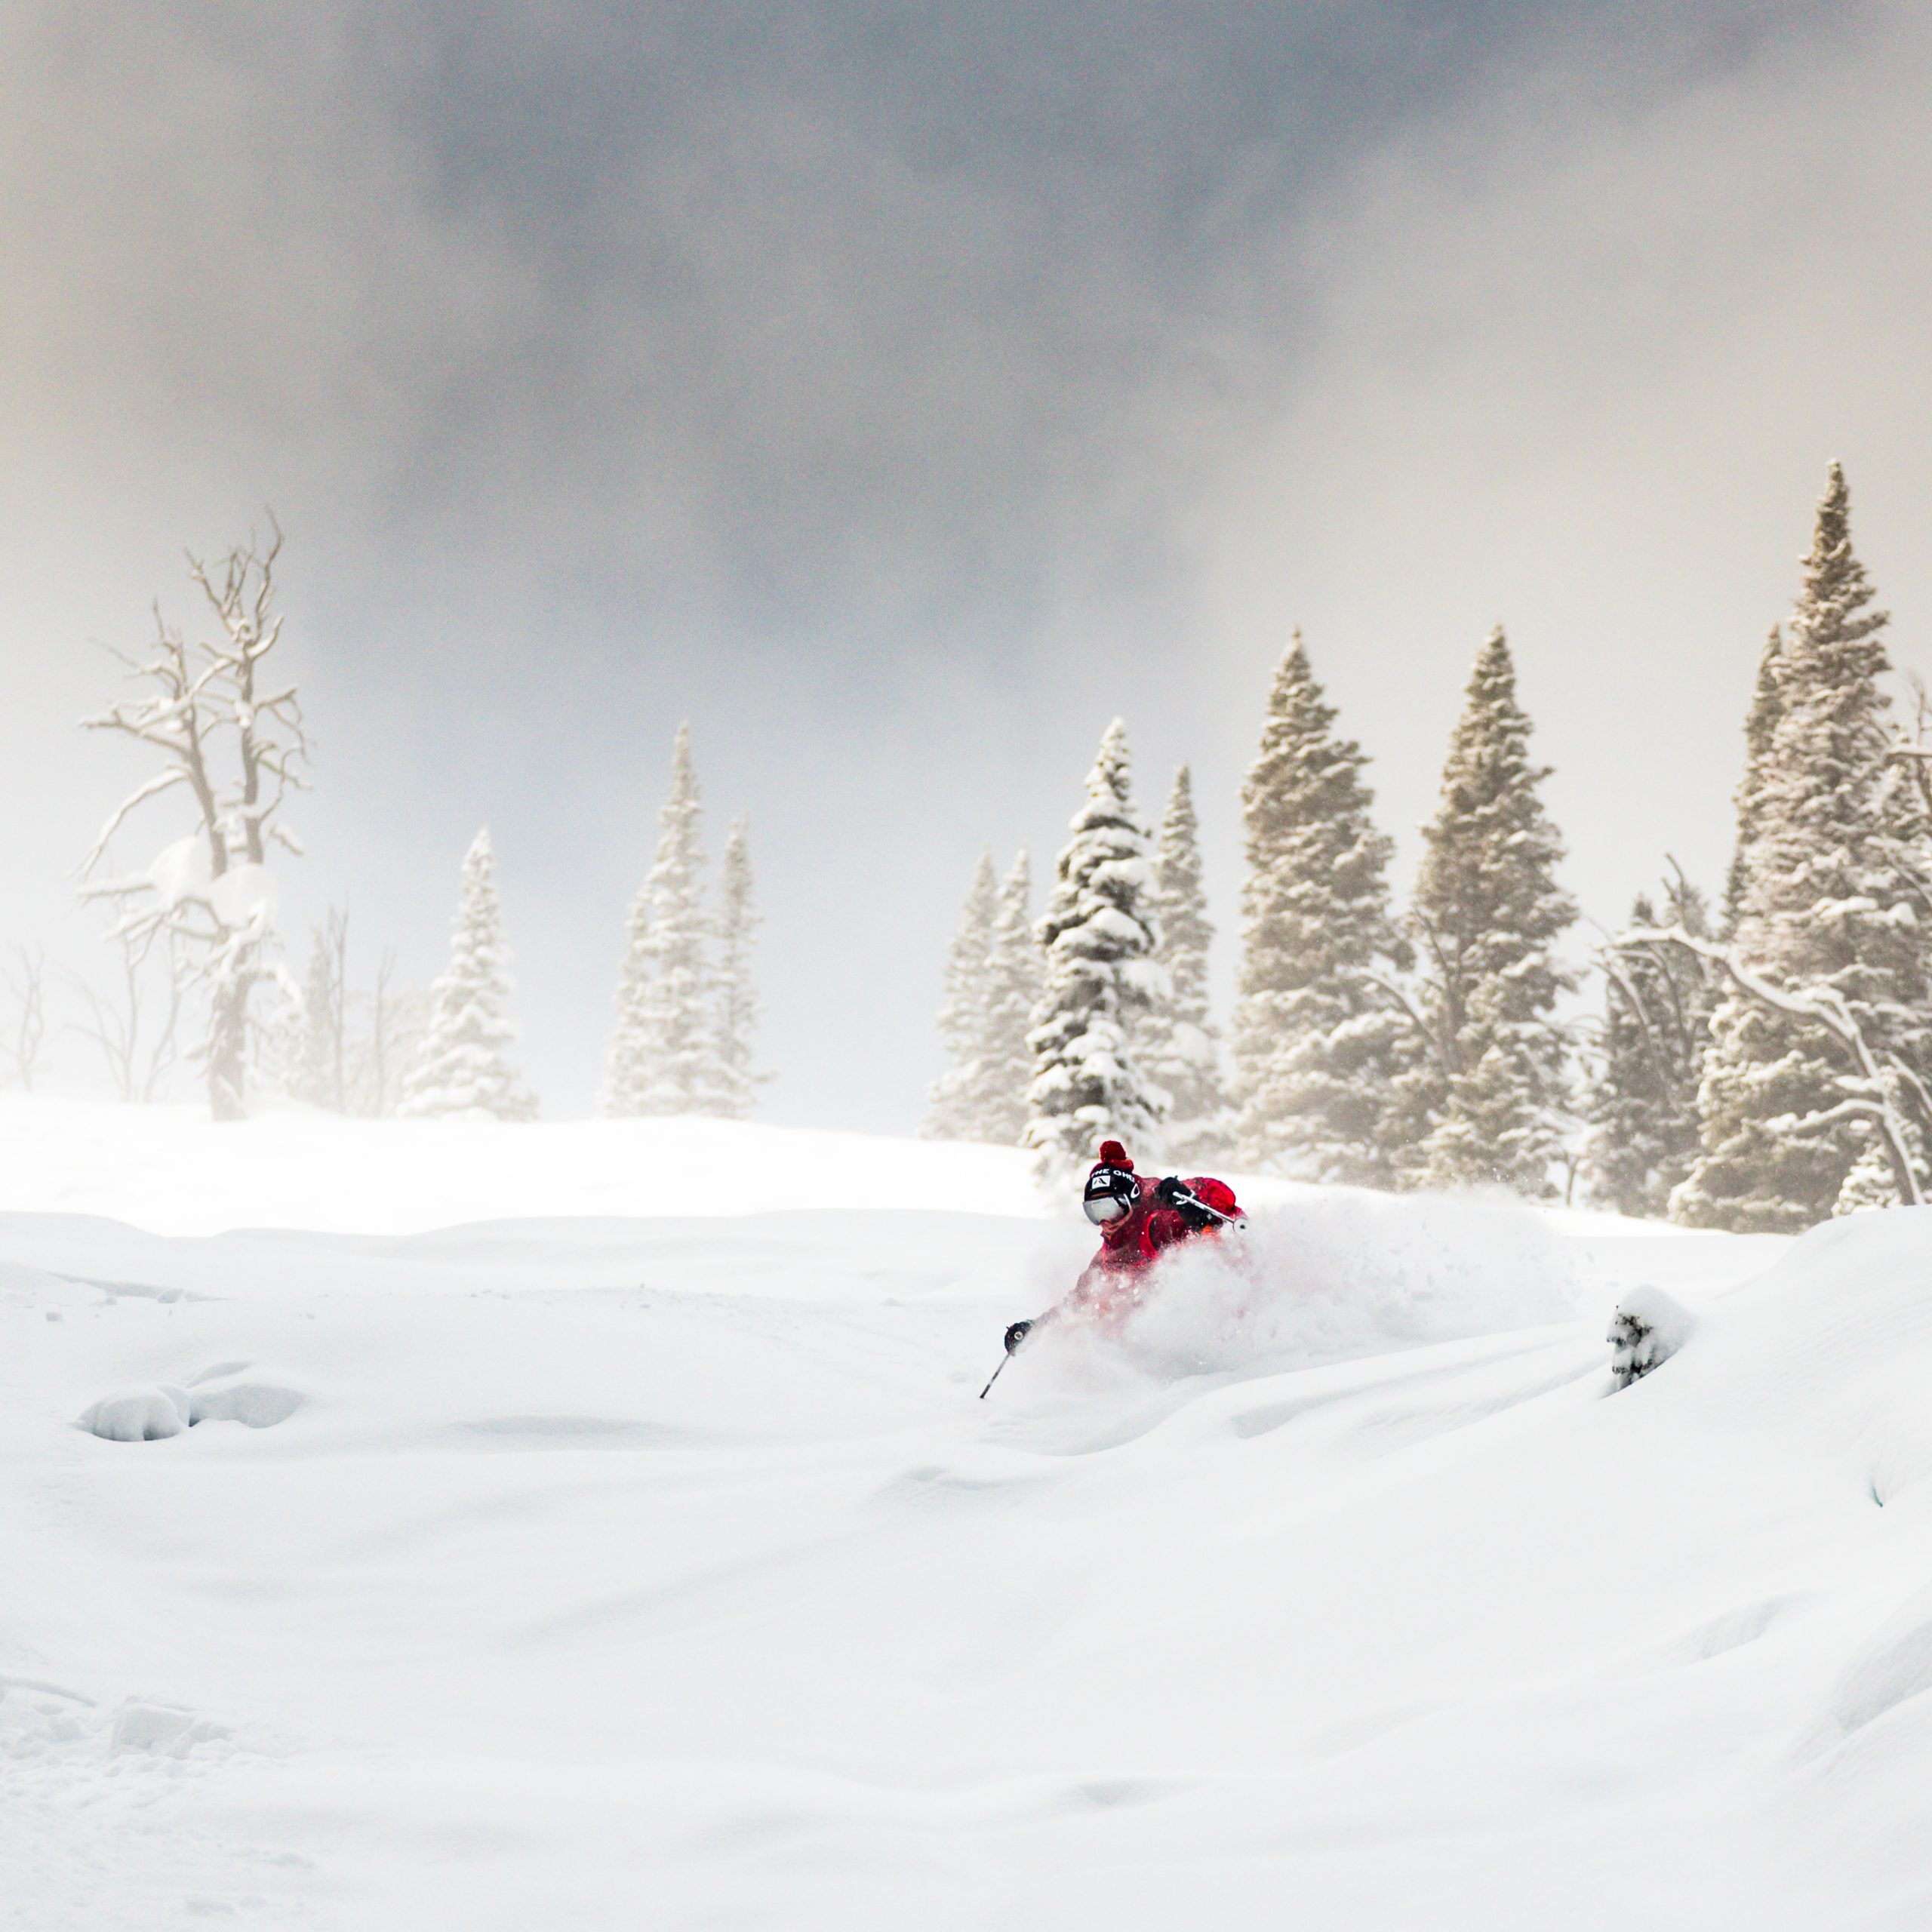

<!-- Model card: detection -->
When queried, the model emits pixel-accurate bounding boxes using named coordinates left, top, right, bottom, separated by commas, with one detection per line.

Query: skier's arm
left=1155, top=1175, right=1243, bottom=1230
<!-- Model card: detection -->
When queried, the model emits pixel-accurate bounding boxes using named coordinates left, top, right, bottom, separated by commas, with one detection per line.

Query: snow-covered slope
left=5, top=1102, right=1928, bottom=1928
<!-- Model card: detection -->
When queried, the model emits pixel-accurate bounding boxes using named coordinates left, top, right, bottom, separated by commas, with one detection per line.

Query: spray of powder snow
left=1022, top=1186, right=1585, bottom=1392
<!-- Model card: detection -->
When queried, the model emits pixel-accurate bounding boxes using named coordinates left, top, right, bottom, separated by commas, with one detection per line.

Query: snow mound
left=78, top=1364, right=306, bottom=1440
left=109, top=1700, right=232, bottom=1758
left=78, top=1384, right=189, bottom=1441
left=1822, top=1586, right=1932, bottom=1742
left=183, top=1361, right=306, bottom=1429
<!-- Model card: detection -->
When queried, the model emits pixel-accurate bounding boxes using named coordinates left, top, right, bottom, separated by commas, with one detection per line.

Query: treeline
left=928, top=463, right=1927, bottom=1232
left=285, top=733, right=764, bottom=1123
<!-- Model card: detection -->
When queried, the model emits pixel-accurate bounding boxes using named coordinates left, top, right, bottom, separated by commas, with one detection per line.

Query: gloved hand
left=1154, top=1175, right=1208, bottom=1225
left=1004, top=1319, right=1033, bottom=1355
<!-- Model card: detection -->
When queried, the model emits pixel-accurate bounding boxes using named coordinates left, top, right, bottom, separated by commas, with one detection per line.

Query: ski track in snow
left=3, top=1100, right=1930, bottom=1928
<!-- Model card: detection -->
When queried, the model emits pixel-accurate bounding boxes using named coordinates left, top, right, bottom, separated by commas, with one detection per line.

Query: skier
left=1001, top=1140, right=1242, bottom=1357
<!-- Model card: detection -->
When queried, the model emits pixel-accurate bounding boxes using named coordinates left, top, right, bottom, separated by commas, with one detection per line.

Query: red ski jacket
left=1061, top=1144, right=1240, bottom=1324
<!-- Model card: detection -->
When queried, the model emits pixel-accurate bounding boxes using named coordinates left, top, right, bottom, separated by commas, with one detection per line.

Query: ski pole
left=978, top=1353, right=1011, bottom=1400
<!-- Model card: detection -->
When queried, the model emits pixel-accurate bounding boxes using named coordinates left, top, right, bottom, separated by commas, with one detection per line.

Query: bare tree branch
left=75, top=521, right=308, bottom=1118
left=1617, top=922, right=1925, bottom=1208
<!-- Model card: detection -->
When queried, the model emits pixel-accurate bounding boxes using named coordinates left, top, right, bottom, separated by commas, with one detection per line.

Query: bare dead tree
left=1, top=947, right=48, bottom=1092
left=294, top=906, right=354, bottom=1110
left=327, top=908, right=350, bottom=1110
left=364, top=944, right=405, bottom=1117
left=66, top=931, right=186, bottom=1103
left=78, top=521, right=309, bottom=1120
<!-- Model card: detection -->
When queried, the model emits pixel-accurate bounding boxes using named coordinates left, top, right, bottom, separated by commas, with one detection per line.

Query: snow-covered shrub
left=1607, top=1285, right=1696, bottom=1389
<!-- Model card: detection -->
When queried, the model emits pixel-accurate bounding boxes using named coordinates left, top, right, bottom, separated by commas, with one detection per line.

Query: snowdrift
left=5, top=1100, right=1932, bottom=1929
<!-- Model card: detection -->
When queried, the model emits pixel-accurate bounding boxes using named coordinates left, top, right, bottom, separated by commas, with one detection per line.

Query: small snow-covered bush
left=1607, top=1285, right=1696, bottom=1389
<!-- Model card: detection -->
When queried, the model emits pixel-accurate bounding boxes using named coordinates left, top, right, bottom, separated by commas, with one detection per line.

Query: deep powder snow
left=1, top=1100, right=1924, bottom=1930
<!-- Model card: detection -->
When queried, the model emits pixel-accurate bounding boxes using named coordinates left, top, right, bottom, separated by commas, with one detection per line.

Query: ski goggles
left=1083, top=1169, right=1139, bottom=1223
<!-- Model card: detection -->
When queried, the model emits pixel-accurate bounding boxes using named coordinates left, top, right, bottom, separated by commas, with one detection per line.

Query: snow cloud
left=3, top=1, right=1930, bottom=1125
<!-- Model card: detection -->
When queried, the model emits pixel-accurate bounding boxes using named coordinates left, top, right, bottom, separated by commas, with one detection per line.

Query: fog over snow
left=4, top=2, right=1932, bottom=1125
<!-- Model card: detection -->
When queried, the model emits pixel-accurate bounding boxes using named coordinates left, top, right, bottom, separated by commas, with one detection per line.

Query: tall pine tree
left=1722, top=626, right=1784, bottom=938
left=601, top=725, right=712, bottom=1116
left=1140, top=767, right=1232, bottom=1163
left=964, top=850, right=1041, bottom=1146
left=1023, top=720, right=1166, bottom=1174
left=400, top=829, right=538, bottom=1121
left=1230, top=632, right=1410, bottom=1185
left=1584, top=875, right=1711, bottom=1219
left=923, top=850, right=999, bottom=1140
left=1395, top=626, right=1577, bottom=1195
left=709, top=814, right=762, bottom=1120
left=1677, top=463, right=1932, bottom=1229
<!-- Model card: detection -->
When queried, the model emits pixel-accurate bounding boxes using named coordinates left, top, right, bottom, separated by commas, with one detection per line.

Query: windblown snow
left=2, top=1097, right=1928, bottom=1928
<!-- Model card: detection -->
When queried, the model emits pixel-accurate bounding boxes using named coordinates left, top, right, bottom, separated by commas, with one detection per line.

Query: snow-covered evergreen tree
left=1676, top=463, right=1932, bottom=1229
left=1140, top=767, right=1232, bottom=1164
left=1584, top=876, right=1711, bottom=1219
left=1394, top=626, right=1577, bottom=1195
left=709, top=814, right=763, bottom=1121
left=1230, top=631, right=1411, bottom=1185
left=1023, top=720, right=1166, bottom=1174
left=923, top=851, right=999, bottom=1140
left=1721, top=626, right=1783, bottom=938
left=399, top=829, right=537, bottom=1121
left=966, top=849, right=1043, bottom=1146
left=601, top=725, right=713, bottom=1116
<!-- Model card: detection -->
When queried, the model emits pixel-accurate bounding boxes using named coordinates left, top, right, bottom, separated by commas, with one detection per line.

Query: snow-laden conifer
left=1722, top=626, right=1783, bottom=938
left=966, top=850, right=1043, bottom=1146
left=1583, top=876, right=1710, bottom=1219
left=1023, top=720, right=1166, bottom=1173
left=1676, top=464, right=1932, bottom=1229
left=709, top=814, right=763, bottom=1121
left=601, top=726, right=712, bottom=1116
left=923, top=851, right=999, bottom=1140
left=400, top=829, right=537, bottom=1121
left=1230, top=632, right=1409, bottom=1183
left=1393, top=626, right=1577, bottom=1195
left=1140, top=767, right=1232, bottom=1164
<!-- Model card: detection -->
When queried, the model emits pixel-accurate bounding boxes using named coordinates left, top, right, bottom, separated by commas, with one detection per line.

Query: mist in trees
left=601, top=725, right=765, bottom=1121
left=1230, top=633, right=1407, bottom=1186
left=42, top=466, right=1932, bottom=1229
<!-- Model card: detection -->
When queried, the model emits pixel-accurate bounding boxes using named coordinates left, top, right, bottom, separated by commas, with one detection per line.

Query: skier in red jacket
left=1001, top=1140, right=1242, bottom=1355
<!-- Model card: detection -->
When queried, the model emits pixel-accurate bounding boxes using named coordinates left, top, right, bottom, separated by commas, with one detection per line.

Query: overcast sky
left=5, top=0, right=1931, bottom=1128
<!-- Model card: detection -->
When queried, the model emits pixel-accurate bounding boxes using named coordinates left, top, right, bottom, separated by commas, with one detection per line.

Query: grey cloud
left=0, top=0, right=1911, bottom=1128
